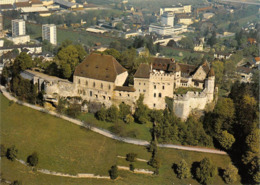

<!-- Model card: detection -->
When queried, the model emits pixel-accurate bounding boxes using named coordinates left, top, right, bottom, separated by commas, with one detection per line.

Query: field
left=27, top=23, right=118, bottom=46
left=0, top=94, right=240, bottom=185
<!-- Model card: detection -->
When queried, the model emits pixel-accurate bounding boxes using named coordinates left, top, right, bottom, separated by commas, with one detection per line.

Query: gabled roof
left=74, top=53, right=127, bottom=82
left=237, top=66, right=253, bottom=74
left=14, top=1, right=31, bottom=7
left=134, top=63, right=150, bottom=78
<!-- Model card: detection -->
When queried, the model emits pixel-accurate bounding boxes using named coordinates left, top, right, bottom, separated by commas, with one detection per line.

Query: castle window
left=194, top=82, right=199, bottom=86
left=139, top=83, right=141, bottom=85
left=154, top=85, right=156, bottom=89
left=162, top=86, right=165, bottom=90
left=90, top=91, right=92, bottom=97
left=144, top=83, right=146, bottom=85
left=95, top=95, right=98, bottom=99
left=108, top=97, right=111, bottom=100
left=83, top=90, right=86, bottom=95
left=127, top=94, right=130, bottom=97
left=159, top=93, right=162, bottom=98
left=101, top=83, right=103, bottom=89
left=93, top=82, right=95, bottom=87
left=143, top=90, right=146, bottom=92
left=154, top=93, right=156, bottom=97
left=86, top=81, right=88, bottom=86
left=78, top=79, right=80, bottom=84
left=119, top=93, right=122, bottom=96
left=153, top=104, right=156, bottom=108
left=109, top=85, right=111, bottom=90
left=103, top=96, right=106, bottom=100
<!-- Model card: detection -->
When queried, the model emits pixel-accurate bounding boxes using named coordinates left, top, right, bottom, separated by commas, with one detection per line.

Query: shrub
left=126, top=153, right=137, bottom=162
left=6, top=146, right=18, bottom=161
left=109, top=165, right=118, bottom=180
left=129, top=163, right=135, bottom=171
left=27, top=152, right=39, bottom=167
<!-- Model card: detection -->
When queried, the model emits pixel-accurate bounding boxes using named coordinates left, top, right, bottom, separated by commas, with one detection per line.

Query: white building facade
left=12, top=19, right=26, bottom=36
left=42, top=24, right=57, bottom=45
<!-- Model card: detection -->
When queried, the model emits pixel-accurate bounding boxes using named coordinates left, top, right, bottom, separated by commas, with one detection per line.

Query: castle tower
left=205, top=67, right=215, bottom=102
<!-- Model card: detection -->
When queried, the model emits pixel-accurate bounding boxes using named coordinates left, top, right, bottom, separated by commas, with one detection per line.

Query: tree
left=134, top=95, right=150, bottom=124
left=223, top=163, right=238, bottom=184
left=61, top=63, right=72, bottom=79
left=96, top=107, right=107, bottom=121
left=217, top=130, right=235, bottom=150
left=196, top=157, right=217, bottom=185
left=178, top=37, right=194, bottom=49
left=106, top=105, right=119, bottom=122
left=176, top=159, right=191, bottom=179
left=109, top=165, right=118, bottom=179
left=6, top=146, right=18, bottom=161
left=126, top=153, right=137, bottom=162
left=0, top=144, right=6, bottom=157
left=103, top=49, right=121, bottom=62
left=148, top=150, right=161, bottom=169
left=119, top=103, right=131, bottom=120
left=27, top=152, right=39, bottom=167
left=12, top=52, right=33, bottom=75
left=211, top=60, right=224, bottom=86
left=207, top=31, right=217, bottom=47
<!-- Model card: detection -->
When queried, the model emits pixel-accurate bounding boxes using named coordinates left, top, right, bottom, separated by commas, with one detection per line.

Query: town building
left=42, top=24, right=57, bottom=45
left=0, top=0, right=16, bottom=5
left=160, top=4, right=192, bottom=15
left=214, top=52, right=232, bottom=60
left=12, top=19, right=26, bottom=36
left=21, top=53, right=215, bottom=120
left=0, top=14, right=3, bottom=32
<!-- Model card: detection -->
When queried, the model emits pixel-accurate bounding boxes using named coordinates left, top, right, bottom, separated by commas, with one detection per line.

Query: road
left=220, top=0, right=260, bottom=5
left=0, top=85, right=227, bottom=155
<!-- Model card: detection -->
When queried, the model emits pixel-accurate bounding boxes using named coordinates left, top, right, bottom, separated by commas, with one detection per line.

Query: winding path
left=0, top=86, right=227, bottom=155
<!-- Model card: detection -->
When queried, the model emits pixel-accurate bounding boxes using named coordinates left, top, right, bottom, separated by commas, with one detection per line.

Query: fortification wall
left=173, top=91, right=209, bottom=120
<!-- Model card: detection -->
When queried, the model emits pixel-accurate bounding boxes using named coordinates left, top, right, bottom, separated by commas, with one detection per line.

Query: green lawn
left=174, top=87, right=203, bottom=95
left=78, top=113, right=152, bottom=141
left=0, top=94, right=240, bottom=185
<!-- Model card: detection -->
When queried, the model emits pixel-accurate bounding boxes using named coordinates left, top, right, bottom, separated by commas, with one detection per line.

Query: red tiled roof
left=74, top=53, right=127, bottom=82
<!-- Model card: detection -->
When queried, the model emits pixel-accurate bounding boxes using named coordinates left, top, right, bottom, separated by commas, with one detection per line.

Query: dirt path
left=0, top=86, right=227, bottom=155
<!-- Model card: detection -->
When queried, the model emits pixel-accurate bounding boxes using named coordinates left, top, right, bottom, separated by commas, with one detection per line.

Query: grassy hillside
left=0, top=94, right=239, bottom=184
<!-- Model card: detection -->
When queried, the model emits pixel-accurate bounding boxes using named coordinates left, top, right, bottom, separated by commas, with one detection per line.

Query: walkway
left=0, top=86, right=227, bottom=155
left=15, top=159, right=110, bottom=179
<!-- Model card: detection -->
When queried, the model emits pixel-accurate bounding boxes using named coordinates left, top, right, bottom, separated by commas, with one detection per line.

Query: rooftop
left=74, top=53, right=127, bottom=82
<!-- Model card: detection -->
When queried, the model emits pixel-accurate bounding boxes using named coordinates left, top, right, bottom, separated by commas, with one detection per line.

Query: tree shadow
left=218, top=167, right=225, bottom=183
left=171, top=163, right=178, bottom=175
left=191, top=161, right=200, bottom=179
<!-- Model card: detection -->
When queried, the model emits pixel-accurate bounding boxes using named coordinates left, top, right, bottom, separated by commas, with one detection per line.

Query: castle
left=21, top=53, right=215, bottom=120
